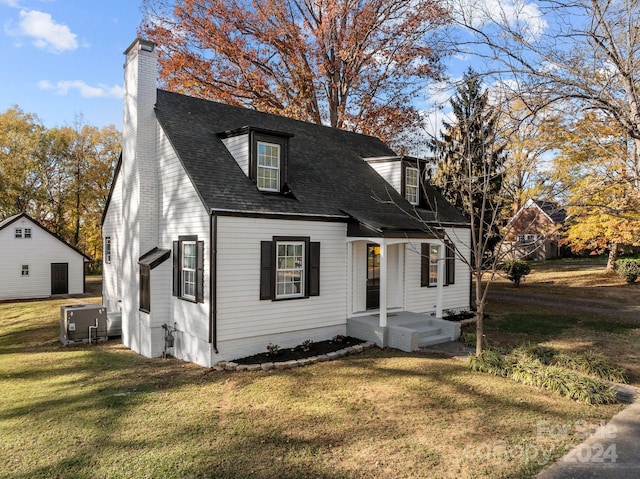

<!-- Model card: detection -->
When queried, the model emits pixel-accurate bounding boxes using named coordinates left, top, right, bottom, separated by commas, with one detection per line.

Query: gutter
left=209, top=212, right=218, bottom=353
left=210, top=208, right=349, bottom=220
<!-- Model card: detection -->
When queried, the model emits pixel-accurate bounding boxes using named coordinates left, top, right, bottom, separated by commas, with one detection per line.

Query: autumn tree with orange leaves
left=140, top=0, right=450, bottom=149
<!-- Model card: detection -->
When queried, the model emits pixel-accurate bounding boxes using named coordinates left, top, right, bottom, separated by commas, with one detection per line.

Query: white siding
left=157, top=126, right=211, bottom=364
left=350, top=241, right=403, bottom=314
left=403, top=227, right=472, bottom=314
left=367, top=160, right=401, bottom=194
left=442, top=226, right=472, bottom=312
left=221, top=134, right=249, bottom=176
left=214, top=216, right=348, bottom=361
left=102, top=167, right=123, bottom=313
left=0, top=217, right=86, bottom=300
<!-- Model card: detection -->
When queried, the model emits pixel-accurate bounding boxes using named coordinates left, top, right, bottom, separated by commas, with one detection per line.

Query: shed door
left=51, top=263, right=69, bottom=295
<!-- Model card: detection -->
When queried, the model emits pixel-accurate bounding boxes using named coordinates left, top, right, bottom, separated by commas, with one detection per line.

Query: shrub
left=503, top=259, right=531, bottom=286
left=467, top=344, right=623, bottom=404
left=266, top=343, right=280, bottom=357
left=616, top=258, right=640, bottom=283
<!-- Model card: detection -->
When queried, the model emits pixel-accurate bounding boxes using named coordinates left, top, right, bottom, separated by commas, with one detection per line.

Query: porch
left=346, top=311, right=461, bottom=352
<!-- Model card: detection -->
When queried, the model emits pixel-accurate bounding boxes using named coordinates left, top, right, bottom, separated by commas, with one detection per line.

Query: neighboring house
left=505, top=199, right=568, bottom=260
left=102, top=39, right=471, bottom=367
left=0, top=213, right=89, bottom=300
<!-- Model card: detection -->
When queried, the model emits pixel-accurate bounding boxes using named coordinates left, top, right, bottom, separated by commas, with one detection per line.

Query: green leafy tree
left=549, top=111, right=640, bottom=270
left=0, top=107, right=46, bottom=217
left=0, top=107, right=119, bottom=262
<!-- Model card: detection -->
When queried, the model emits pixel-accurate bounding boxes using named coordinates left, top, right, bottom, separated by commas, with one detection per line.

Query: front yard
left=1, top=259, right=637, bottom=479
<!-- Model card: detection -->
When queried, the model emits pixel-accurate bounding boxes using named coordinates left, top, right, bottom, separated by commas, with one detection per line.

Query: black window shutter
left=420, top=243, right=429, bottom=287
left=308, top=241, right=320, bottom=297
left=140, top=265, right=150, bottom=313
left=196, top=240, right=205, bottom=303
left=260, top=241, right=273, bottom=300
left=172, top=241, right=180, bottom=297
left=446, top=241, right=455, bottom=286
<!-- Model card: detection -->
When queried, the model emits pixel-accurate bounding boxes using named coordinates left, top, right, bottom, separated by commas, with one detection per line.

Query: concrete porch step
left=418, top=333, right=457, bottom=347
left=399, top=324, right=441, bottom=336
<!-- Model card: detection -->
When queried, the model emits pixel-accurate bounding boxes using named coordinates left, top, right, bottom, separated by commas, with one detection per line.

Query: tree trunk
left=606, top=243, right=620, bottom=271
left=474, top=271, right=484, bottom=356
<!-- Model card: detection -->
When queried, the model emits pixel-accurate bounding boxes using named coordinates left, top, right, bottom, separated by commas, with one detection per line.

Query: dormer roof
left=154, top=89, right=468, bottom=233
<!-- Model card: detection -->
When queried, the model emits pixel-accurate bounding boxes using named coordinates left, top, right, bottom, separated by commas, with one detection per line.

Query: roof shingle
left=154, top=90, right=468, bottom=232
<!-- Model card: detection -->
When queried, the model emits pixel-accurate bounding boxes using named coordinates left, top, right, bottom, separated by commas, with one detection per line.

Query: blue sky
left=1, top=0, right=144, bottom=129
left=0, top=0, right=547, bottom=134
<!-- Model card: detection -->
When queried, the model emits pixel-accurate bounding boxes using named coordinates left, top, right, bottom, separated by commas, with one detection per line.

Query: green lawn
left=1, top=262, right=637, bottom=478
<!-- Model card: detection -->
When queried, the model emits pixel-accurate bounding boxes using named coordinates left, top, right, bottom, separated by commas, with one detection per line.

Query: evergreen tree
left=432, top=68, right=506, bottom=222
left=429, top=68, right=509, bottom=356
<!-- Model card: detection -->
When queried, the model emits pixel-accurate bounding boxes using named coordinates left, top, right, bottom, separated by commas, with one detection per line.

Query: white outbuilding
left=0, top=213, right=89, bottom=300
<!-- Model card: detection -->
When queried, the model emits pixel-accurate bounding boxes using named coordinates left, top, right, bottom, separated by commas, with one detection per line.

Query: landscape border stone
left=213, top=341, right=375, bottom=372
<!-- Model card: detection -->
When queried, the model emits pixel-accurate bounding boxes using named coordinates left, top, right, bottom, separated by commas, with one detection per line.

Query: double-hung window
left=15, top=228, right=22, bottom=238
left=24, top=228, right=31, bottom=238
left=429, top=245, right=439, bottom=286
left=260, top=236, right=320, bottom=300
left=405, top=167, right=419, bottom=205
left=257, top=141, right=280, bottom=192
left=172, top=236, right=204, bottom=303
left=421, top=242, right=455, bottom=287
left=104, top=237, right=111, bottom=264
left=276, top=241, right=305, bottom=298
left=21, top=265, right=29, bottom=276
left=181, top=241, right=197, bottom=300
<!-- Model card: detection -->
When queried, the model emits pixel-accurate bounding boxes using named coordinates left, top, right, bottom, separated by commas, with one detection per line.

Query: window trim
left=256, top=141, right=281, bottom=192
left=275, top=240, right=306, bottom=299
left=139, top=265, right=150, bottom=313
left=15, top=228, right=22, bottom=238
left=104, top=237, right=112, bottom=264
left=421, top=242, right=455, bottom=288
left=250, top=132, right=289, bottom=193
left=172, top=236, right=205, bottom=303
left=428, top=244, right=439, bottom=287
left=260, top=236, right=320, bottom=301
left=181, top=240, right=197, bottom=301
left=21, top=264, right=29, bottom=277
left=405, top=166, right=419, bottom=205
left=24, top=228, right=31, bottom=238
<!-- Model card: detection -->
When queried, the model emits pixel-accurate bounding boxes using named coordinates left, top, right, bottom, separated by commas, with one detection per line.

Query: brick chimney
left=120, top=38, right=159, bottom=353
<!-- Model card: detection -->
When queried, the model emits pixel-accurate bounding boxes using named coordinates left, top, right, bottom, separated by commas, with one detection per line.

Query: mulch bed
left=232, top=336, right=366, bottom=365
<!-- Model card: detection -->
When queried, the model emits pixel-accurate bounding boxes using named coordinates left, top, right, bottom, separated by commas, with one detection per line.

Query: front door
left=51, top=263, right=69, bottom=295
left=366, top=244, right=380, bottom=310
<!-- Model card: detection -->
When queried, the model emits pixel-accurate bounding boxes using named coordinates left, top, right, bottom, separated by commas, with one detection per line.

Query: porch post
left=436, top=241, right=445, bottom=318
left=379, top=240, right=388, bottom=328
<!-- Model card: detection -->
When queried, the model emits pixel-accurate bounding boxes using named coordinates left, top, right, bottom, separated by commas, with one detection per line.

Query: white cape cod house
left=102, top=39, right=472, bottom=367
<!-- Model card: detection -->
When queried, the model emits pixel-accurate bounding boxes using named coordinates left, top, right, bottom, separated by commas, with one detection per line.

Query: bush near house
left=616, top=258, right=640, bottom=283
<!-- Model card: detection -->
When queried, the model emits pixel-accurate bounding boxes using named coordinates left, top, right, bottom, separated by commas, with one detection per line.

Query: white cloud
left=452, top=0, right=547, bottom=41
left=9, top=9, right=77, bottom=53
left=39, top=80, right=123, bottom=98
left=0, top=0, right=21, bottom=7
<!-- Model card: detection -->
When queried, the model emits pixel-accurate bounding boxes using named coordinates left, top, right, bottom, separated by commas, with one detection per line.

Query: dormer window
left=219, top=126, right=293, bottom=194
left=405, top=167, right=419, bottom=205
left=257, top=141, right=280, bottom=192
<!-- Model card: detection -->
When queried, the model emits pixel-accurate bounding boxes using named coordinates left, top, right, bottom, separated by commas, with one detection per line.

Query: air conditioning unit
left=60, top=304, right=108, bottom=346
left=106, top=311, right=122, bottom=337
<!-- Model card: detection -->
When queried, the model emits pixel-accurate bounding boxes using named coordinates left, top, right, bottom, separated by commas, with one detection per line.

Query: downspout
left=209, top=212, right=218, bottom=353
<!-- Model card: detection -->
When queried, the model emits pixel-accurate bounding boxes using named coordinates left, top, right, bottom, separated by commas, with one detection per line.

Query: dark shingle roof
left=154, top=90, right=467, bottom=233
left=533, top=200, right=567, bottom=224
